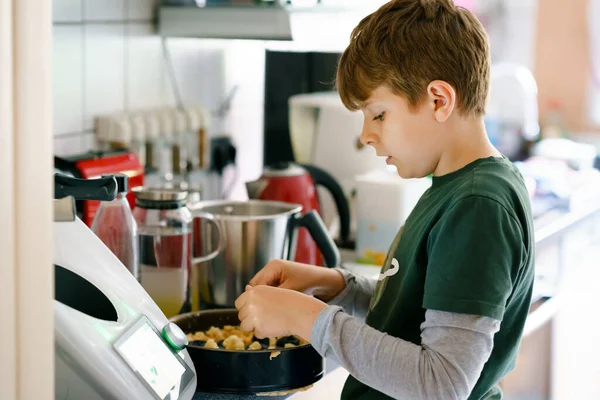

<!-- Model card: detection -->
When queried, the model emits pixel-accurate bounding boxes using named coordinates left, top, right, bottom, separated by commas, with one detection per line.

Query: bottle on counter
left=91, top=174, right=140, bottom=282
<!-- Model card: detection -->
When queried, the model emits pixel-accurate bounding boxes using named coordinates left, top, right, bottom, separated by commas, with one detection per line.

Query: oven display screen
left=115, top=320, right=186, bottom=399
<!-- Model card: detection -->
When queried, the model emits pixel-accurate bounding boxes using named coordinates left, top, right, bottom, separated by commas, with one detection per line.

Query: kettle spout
left=245, top=179, right=267, bottom=199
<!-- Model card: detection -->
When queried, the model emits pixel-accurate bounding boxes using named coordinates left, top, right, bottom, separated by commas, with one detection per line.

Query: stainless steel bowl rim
left=132, top=187, right=189, bottom=202
left=189, top=199, right=303, bottom=221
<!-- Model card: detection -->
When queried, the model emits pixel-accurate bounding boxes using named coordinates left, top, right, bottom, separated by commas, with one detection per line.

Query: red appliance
left=54, top=150, right=144, bottom=226
left=246, top=163, right=350, bottom=266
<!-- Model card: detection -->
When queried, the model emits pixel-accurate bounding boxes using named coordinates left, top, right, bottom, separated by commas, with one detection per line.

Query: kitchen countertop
left=190, top=200, right=600, bottom=400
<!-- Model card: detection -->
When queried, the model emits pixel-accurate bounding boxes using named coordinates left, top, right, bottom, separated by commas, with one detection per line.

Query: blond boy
left=236, top=1, right=535, bottom=399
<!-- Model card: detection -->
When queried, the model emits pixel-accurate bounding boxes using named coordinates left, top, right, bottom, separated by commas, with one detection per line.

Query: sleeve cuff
left=310, top=305, right=343, bottom=355
left=423, top=295, right=506, bottom=321
left=326, top=267, right=356, bottom=306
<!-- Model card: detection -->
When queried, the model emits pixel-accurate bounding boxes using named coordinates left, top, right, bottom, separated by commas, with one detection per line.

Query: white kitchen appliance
left=354, top=166, right=431, bottom=265
left=288, top=91, right=384, bottom=233
left=53, top=174, right=197, bottom=400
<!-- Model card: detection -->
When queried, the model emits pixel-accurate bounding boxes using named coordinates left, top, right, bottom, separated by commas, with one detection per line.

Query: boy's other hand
left=235, top=285, right=326, bottom=341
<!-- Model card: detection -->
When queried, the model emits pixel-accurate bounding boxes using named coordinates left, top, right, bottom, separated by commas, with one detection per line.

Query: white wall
left=52, top=0, right=265, bottom=184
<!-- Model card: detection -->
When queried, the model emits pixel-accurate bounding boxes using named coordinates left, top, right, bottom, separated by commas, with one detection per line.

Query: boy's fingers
left=234, top=290, right=249, bottom=310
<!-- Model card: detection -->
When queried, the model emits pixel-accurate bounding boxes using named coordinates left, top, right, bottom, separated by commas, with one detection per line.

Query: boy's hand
left=249, top=259, right=346, bottom=302
left=235, top=285, right=327, bottom=341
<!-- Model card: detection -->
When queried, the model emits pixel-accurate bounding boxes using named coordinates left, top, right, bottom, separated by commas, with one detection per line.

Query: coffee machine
left=287, top=91, right=385, bottom=243
left=53, top=174, right=196, bottom=400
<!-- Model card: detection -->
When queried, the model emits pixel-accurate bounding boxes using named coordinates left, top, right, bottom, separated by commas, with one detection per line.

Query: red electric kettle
left=246, top=162, right=350, bottom=266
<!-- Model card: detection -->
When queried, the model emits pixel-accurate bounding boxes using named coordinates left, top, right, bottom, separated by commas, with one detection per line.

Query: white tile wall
left=53, top=0, right=83, bottom=23
left=51, top=0, right=266, bottom=183
left=81, top=132, right=98, bottom=153
left=222, top=41, right=265, bottom=184
left=54, top=135, right=86, bottom=157
left=127, top=24, right=167, bottom=110
left=223, top=108, right=264, bottom=190
left=83, top=24, right=126, bottom=130
left=164, top=38, right=228, bottom=111
left=224, top=41, right=265, bottom=108
left=53, top=26, right=84, bottom=136
left=83, top=0, right=126, bottom=21
left=127, top=0, right=159, bottom=20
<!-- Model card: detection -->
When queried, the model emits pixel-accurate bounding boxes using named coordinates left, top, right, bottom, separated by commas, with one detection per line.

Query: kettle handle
left=191, top=211, right=224, bottom=264
left=299, top=164, right=351, bottom=244
left=291, top=211, right=340, bottom=268
left=54, top=173, right=117, bottom=201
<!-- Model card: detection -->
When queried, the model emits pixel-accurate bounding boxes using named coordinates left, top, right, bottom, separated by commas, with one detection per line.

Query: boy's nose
left=360, top=124, right=379, bottom=146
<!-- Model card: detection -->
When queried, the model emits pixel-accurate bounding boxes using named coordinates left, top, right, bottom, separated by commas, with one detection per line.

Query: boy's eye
left=373, top=112, right=385, bottom=121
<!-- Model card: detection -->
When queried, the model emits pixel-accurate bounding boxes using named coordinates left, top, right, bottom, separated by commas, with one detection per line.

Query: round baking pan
left=170, top=309, right=325, bottom=394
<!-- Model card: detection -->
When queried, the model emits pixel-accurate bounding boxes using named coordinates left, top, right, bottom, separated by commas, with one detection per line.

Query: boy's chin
left=393, top=165, right=411, bottom=179
left=395, top=165, right=429, bottom=180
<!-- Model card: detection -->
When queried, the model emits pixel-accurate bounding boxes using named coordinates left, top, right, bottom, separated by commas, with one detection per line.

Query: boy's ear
left=426, top=80, right=456, bottom=122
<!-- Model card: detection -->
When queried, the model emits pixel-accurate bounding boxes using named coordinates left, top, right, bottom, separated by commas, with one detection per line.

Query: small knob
left=162, top=323, right=188, bottom=351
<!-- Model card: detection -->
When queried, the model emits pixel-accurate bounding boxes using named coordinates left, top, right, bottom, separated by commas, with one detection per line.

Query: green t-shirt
left=342, top=156, right=535, bottom=400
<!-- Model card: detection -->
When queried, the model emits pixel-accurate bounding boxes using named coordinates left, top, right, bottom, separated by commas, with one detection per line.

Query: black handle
left=293, top=211, right=340, bottom=268
left=300, top=164, right=351, bottom=243
left=54, top=173, right=118, bottom=201
left=210, top=137, right=237, bottom=175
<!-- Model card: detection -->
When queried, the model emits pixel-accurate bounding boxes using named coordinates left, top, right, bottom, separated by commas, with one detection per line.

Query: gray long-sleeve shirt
left=310, top=268, right=501, bottom=400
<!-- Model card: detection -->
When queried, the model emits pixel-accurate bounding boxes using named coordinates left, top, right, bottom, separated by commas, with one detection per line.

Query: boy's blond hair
left=336, top=0, right=490, bottom=117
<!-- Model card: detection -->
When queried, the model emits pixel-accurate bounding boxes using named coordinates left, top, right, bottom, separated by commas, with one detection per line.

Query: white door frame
left=0, top=0, right=53, bottom=399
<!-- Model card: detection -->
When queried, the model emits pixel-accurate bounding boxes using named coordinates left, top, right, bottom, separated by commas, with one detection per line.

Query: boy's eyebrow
left=361, top=99, right=375, bottom=108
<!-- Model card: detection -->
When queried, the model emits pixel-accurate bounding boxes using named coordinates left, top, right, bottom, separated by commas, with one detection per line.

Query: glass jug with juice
left=133, top=188, right=221, bottom=318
